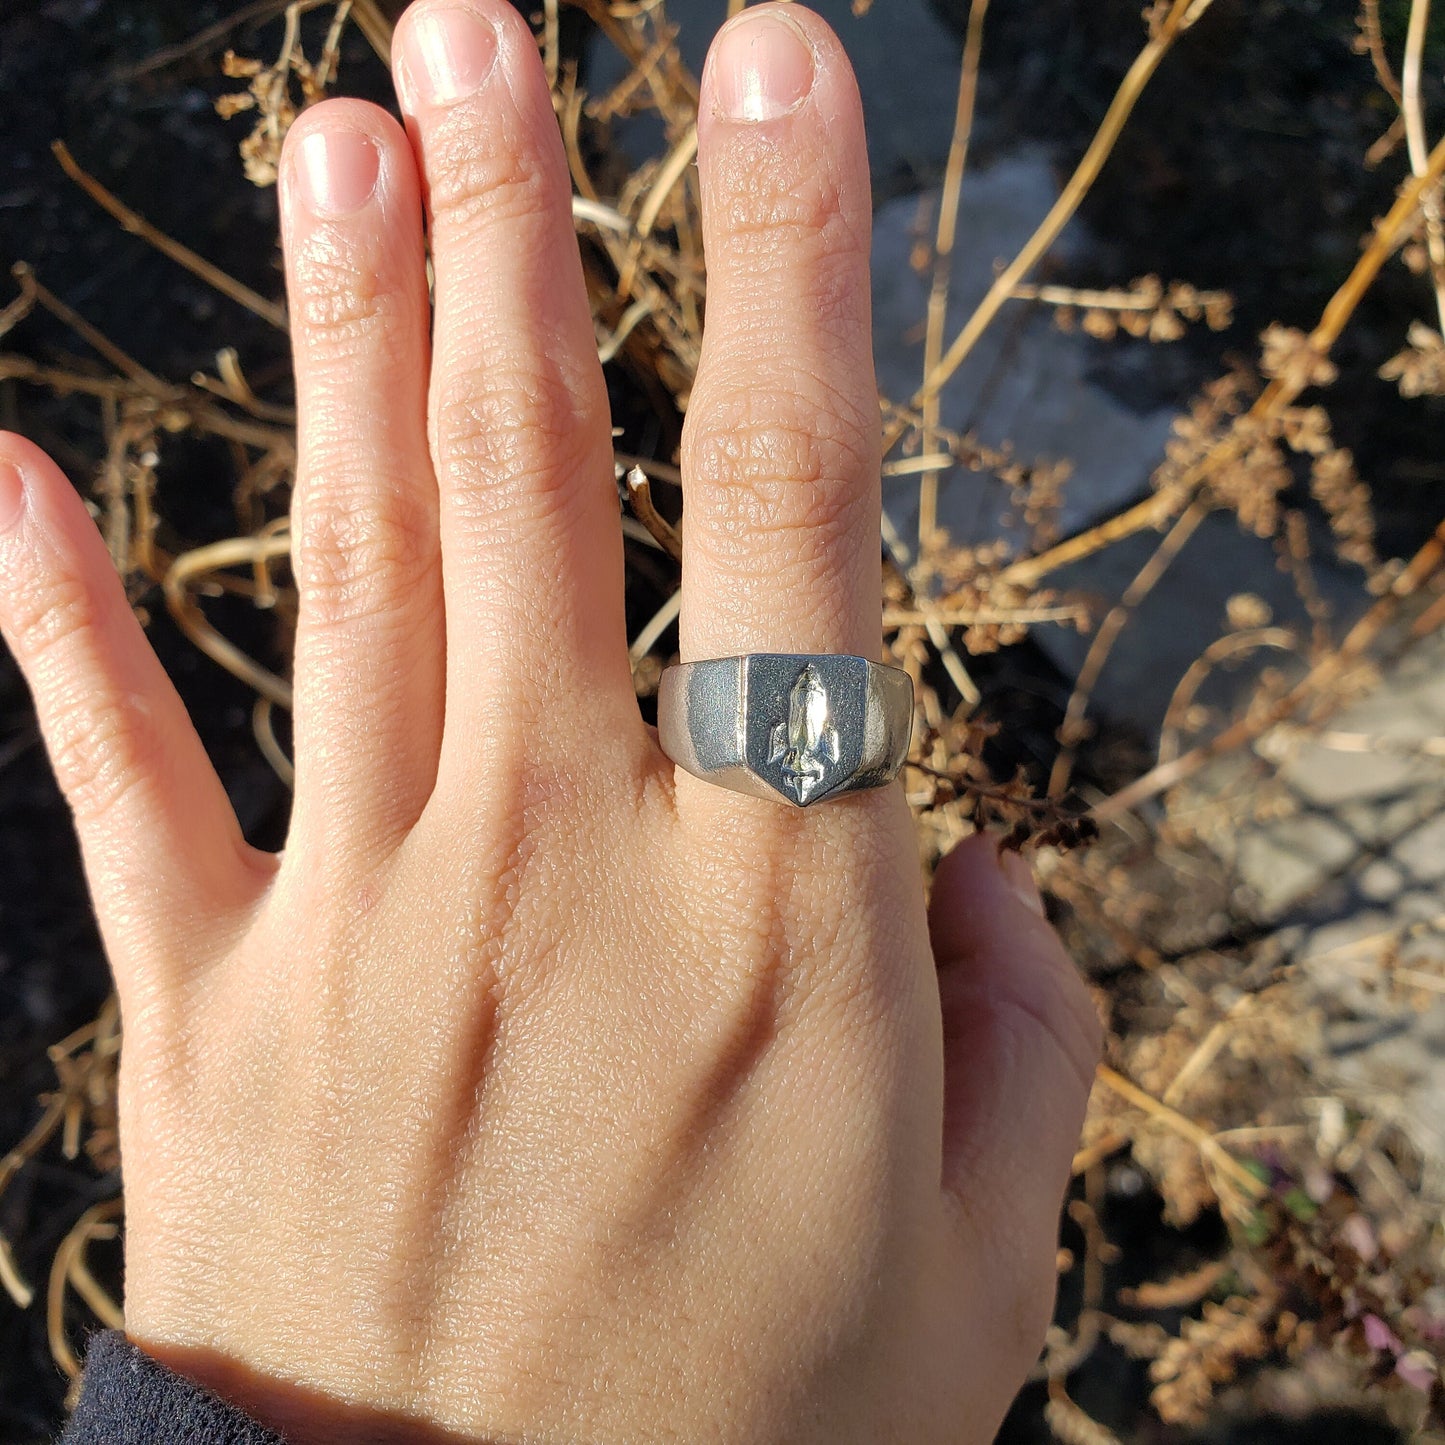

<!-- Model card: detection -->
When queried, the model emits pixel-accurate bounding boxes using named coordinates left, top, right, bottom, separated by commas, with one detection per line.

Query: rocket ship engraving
left=767, top=665, right=840, bottom=804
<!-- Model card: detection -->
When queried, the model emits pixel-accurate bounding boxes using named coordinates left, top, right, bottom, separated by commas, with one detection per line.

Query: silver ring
left=657, top=653, right=914, bottom=807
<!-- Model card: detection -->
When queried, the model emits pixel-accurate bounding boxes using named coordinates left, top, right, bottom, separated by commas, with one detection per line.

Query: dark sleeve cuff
left=58, top=1330, right=287, bottom=1445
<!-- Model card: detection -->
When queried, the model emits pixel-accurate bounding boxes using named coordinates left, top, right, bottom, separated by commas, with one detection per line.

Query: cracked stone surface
left=1179, top=629, right=1445, bottom=1184
left=871, top=166, right=1179, bottom=552
left=870, top=155, right=1445, bottom=1183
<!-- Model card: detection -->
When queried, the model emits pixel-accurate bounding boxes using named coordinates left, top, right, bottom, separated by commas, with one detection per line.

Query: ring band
left=657, top=653, right=914, bottom=807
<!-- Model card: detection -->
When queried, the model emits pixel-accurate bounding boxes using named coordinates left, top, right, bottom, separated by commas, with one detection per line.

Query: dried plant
left=216, top=0, right=359, bottom=185
left=1017, top=274, right=1233, bottom=343
left=1150, top=1294, right=1276, bottom=1424
left=1044, top=1390, right=1125, bottom=1445
left=3, top=0, right=1445, bottom=1433
left=1381, top=319, right=1445, bottom=397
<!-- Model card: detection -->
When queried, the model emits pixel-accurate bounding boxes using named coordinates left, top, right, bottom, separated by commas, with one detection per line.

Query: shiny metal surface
left=657, top=654, right=914, bottom=807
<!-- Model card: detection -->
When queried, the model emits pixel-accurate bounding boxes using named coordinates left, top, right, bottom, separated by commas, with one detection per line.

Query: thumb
left=928, top=834, right=1101, bottom=1241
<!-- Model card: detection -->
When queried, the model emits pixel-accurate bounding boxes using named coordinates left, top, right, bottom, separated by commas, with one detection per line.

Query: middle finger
left=392, top=0, right=636, bottom=775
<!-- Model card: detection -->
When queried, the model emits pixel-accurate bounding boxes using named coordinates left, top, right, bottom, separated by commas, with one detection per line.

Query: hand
left=0, top=3, right=1100, bottom=1440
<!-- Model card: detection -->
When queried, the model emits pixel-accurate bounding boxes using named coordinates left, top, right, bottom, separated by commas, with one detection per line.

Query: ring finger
left=681, top=5, right=881, bottom=673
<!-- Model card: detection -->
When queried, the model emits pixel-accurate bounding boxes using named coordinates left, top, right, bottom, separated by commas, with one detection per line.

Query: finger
left=682, top=5, right=880, bottom=664
left=278, top=99, right=443, bottom=857
left=392, top=0, right=635, bottom=770
left=928, top=836, right=1101, bottom=1248
left=0, top=436, right=270, bottom=983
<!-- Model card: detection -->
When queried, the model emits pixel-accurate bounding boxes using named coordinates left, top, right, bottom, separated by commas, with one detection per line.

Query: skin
left=0, top=3, right=1102, bottom=1441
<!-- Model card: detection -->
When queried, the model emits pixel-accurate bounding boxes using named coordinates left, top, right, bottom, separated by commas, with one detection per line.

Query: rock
left=870, top=160, right=1179, bottom=552
left=1180, top=627, right=1445, bottom=1185
left=595, top=0, right=970, bottom=190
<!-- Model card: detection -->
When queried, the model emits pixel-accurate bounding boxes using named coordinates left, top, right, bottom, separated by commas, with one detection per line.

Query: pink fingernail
left=998, top=849, right=1047, bottom=918
left=397, top=5, right=499, bottom=109
left=711, top=9, right=815, bottom=122
left=294, top=130, right=380, bottom=218
left=0, top=460, right=24, bottom=532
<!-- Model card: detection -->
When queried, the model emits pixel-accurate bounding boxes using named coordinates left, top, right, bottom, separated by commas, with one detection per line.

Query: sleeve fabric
left=58, top=1330, right=287, bottom=1445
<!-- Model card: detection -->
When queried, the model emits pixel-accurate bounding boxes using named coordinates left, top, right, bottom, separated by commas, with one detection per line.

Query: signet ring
left=656, top=654, right=914, bottom=807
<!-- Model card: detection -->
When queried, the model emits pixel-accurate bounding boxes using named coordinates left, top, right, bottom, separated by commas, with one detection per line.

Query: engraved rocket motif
left=767, top=665, right=840, bottom=804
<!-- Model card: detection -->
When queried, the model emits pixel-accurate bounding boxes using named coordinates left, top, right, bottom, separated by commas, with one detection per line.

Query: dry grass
left=2, top=0, right=1444, bottom=1435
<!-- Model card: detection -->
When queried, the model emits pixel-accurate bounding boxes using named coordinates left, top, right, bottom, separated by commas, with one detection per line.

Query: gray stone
left=1019, top=511, right=1368, bottom=737
left=1391, top=809, right=1445, bottom=887
left=870, top=162, right=1179, bottom=552
left=1235, top=814, right=1362, bottom=921
left=1328, top=1016, right=1445, bottom=1179
left=1183, top=627, right=1445, bottom=1182
left=596, top=0, right=969, bottom=188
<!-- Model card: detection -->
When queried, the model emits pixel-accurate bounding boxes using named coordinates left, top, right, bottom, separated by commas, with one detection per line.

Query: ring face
left=657, top=654, right=913, bottom=807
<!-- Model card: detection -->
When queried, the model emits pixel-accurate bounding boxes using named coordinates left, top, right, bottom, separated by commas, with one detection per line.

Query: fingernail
left=398, top=5, right=499, bottom=109
left=294, top=130, right=379, bottom=218
left=711, top=9, right=815, bottom=122
left=998, top=849, right=1047, bottom=918
left=0, top=461, right=24, bottom=532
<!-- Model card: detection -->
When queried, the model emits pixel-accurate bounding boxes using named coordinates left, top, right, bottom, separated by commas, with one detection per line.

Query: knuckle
left=434, top=366, right=597, bottom=517
left=714, top=145, right=841, bottom=244
left=46, top=689, right=159, bottom=822
left=712, top=147, right=869, bottom=277
left=291, top=232, right=397, bottom=352
left=4, top=564, right=95, bottom=671
left=707, top=154, right=870, bottom=348
left=293, top=481, right=435, bottom=629
left=2, top=557, right=162, bottom=822
left=425, top=123, right=553, bottom=234
left=685, top=389, right=874, bottom=554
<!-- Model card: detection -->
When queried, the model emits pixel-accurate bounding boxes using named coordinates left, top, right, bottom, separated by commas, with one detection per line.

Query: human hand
left=0, top=2, right=1100, bottom=1440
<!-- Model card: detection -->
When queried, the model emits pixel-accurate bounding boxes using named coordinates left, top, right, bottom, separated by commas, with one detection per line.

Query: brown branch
left=164, top=534, right=295, bottom=707
left=103, top=0, right=298, bottom=83
left=0, top=354, right=295, bottom=451
left=1006, top=130, right=1445, bottom=592
left=52, top=141, right=289, bottom=332
left=883, top=601, right=1089, bottom=628
left=625, top=465, right=682, bottom=560
left=0, top=1092, right=70, bottom=1308
left=1094, top=1063, right=1269, bottom=1207
left=12, top=263, right=167, bottom=389
left=348, top=0, right=396, bottom=63
left=635, top=123, right=698, bottom=239
left=1156, top=626, right=1302, bottom=766
left=1095, top=515, right=1445, bottom=821
left=49, top=1197, right=124, bottom=1379
left=0, top=267, right=39, bottom=340
left=629, top=587, right=682, bottom=666
left=1401, top=0, right=1445, bottom=331
left=1048, top=500, right=1210, bottom=798
left=1009, top=280, right=1231, bottom=316
left=918, top=0, right=990, bottom=549
left=1360, top=0, right=1403, bottom=105
left=880, top=508, right=981, bottom=706
left=905, top=0, right=1217, bottom=421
